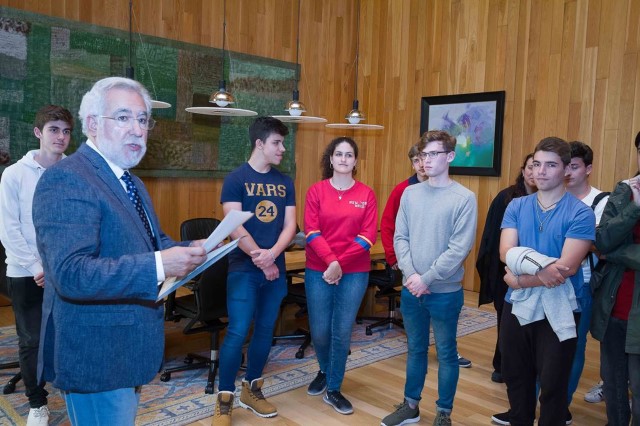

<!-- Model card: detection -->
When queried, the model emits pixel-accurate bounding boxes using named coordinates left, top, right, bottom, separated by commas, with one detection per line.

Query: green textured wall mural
left=0, top=6, right=298, bottom=178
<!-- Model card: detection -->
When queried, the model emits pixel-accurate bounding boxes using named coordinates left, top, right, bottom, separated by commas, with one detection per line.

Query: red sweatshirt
left=380, top=174, right=420, bottom=266
left=304, top=179, right=378, bottom=273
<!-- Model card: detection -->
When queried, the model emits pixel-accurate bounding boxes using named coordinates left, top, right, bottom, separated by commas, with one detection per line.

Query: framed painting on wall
left=420, top=91, right=505, bottom=177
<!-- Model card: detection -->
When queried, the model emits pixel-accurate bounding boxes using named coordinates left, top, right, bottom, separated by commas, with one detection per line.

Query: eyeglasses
left=99, top=115, right=156, bottom=130
left=419, top=150, right=450, bottom=160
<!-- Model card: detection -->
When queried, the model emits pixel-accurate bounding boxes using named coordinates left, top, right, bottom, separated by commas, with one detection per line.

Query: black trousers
left=7, top=276, right=48, bottom=408
left=600, top=316, right=640, bottom=426
left=500, top=302, right=578, bottom=426
left=492, top=282, right=508, bottom=373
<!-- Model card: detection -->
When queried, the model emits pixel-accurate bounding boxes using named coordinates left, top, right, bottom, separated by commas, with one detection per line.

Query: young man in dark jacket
left=590, top=131, right=640, bottom=425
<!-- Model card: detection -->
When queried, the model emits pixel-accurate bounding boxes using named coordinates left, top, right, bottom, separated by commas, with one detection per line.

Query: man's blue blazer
left=33, top=143, right=187, bottom=393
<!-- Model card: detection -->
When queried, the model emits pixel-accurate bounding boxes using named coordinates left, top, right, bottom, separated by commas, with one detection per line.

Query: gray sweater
left=394, top=180, right=478, bottom=293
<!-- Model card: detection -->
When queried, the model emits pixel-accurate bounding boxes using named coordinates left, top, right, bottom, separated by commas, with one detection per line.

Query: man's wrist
left=268, top=248, right=276, bottom=264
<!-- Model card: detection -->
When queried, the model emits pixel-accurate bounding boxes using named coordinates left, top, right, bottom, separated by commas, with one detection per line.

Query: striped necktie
left=121, top=171, right=156, bottom=249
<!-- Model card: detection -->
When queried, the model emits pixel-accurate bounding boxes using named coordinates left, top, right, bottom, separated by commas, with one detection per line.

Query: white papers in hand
left=156, top=210, right=253, bottom=301
left=203, top=210, right=253, bottom=252
left=157, top=238, right=240, bottom=301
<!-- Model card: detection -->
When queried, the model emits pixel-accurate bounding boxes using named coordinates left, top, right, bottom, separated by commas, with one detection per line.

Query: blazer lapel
left=78, top=144, right=156, bottom=251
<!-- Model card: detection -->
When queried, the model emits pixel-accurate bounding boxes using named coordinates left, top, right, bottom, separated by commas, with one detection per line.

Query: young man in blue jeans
left=381, top=130, right=478, bottom=426
left=215, top=116, right=297, bottom=425
left=380, top=142, right=473, bottom=369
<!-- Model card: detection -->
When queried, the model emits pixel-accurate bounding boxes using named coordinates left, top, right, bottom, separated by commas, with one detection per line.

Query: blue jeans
left=218, top=270, right=286, bottom=392
left=305, top=269, right=368, bottom=391
left=600, top=316, right=640, bottom=425
left=567, top=289, right=591, bottom=405
left=64, top=387, right=140, bottom=425
left=401, top=288, right=463, bottom=413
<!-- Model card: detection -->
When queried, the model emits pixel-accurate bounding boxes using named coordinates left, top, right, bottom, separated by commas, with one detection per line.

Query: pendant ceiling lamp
left=126, top=0, right=171, bottom=109
left=326, top=0, right=383, bottom=130
left=186, top=0, right=257, bottom=117
left=272, top=0, right=326, bottom=124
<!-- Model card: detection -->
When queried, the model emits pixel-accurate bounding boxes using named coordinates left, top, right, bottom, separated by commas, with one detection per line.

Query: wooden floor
left=0, top=291, right=607, bottom=425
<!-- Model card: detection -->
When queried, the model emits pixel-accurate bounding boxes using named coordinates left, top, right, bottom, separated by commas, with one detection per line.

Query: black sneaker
left=566, top=410, right=572, bottom=425
left=307, top=371, right=327, bottom=396
left=491, top=371, right=504, bottom=383
left=491, top=411, right=510, bottom=425
left=457, top=354, right=472, bottom=368
left=323, top=390, right=353, bottom=415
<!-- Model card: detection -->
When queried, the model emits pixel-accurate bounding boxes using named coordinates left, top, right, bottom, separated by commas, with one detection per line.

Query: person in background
left=304, top=136, right=377, bottom=415
left=590, top=131, right=640, bottom=425
left=382, top=130, right=478, bottom=426
left=477, top=153, right=536, bottom=386
left=564, top=141, right=609, bottom=416
left=497, top=137, right=594, bottom=426
left=215, top=116, right=297, bottom=425
left=32, top=77, right=207, bottom=425
left=380, top=143, right=427, bottom=268
left=0, top=105, right=74, bottom=426
left=381, top=141, right=473, bottom=368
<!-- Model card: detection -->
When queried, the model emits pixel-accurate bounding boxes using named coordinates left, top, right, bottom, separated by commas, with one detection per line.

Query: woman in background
left=476, top=153, right=536, bottom=385
left=303, top=137, right=377, bottom=415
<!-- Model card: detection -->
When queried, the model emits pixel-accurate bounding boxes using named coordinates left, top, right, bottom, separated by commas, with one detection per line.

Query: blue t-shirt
left=501, top=192, right=595, bottom=304
left=221, top=162, right=295, bottom=272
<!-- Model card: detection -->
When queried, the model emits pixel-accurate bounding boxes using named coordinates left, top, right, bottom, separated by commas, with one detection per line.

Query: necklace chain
left=535, top=201, right=556, bottom=232
left=331, top=178, right=354, bottom=200
left=536, top=191, right=565, bottom=211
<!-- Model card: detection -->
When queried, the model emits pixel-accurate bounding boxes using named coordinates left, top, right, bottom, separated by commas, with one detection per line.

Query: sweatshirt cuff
left=323, top=254, right=338, bottom=267
left=27, top=262, right=43, bottom=277
left=421, top=270, right=436, bottom=287
left=400, top=265, right=417, bottom=279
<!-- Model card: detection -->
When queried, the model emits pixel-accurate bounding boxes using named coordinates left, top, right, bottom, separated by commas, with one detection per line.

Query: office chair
left=272, top=271, right=312, bottom=359
left=0, top=242, right=22, bottom=394
left=357, top=259, right=404, bottom=335
left=161, top=218, right=228, bottom=394
left=164, top=218, right=219, bottom=320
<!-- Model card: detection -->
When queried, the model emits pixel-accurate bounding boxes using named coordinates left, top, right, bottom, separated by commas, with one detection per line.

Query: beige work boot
left=212, top=391, right=234, bottom=426
left=238, top=378, right=277, bottom=418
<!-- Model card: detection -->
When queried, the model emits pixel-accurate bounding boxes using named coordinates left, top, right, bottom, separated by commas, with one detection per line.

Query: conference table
left=284, top=239, right=386, bottom=272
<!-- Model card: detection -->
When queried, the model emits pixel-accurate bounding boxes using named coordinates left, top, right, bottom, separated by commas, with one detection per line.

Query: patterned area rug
left=0, top=306, right=496, bottom=425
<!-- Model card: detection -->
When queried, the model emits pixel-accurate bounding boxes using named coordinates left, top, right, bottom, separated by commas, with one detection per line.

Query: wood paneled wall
left=4, top=0, right=639, bottom=291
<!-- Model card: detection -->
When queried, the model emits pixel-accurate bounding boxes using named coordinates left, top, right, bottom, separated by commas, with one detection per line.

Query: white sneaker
left=584, top=381, right=604, bottom=403
left=27, top=405, right=50, bottom=426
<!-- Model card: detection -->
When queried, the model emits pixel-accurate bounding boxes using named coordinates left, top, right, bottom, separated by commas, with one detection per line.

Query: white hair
left=78, top=77, right=152, bottom=135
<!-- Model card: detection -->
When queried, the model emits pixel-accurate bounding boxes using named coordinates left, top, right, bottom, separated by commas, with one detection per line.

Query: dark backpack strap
left=587, top=191, right=610, bottom=272
left=591, top=192, right=610, bottom=210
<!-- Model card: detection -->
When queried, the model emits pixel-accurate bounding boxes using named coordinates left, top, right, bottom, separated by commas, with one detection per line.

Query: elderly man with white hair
left=32, top=77, right=207, bottom=425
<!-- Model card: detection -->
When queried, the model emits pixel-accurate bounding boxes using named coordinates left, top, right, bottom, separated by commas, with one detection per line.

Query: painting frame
left=420, top=91, right=505, bottom=177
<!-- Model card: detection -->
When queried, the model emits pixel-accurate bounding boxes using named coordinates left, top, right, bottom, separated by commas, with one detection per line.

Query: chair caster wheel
left=184, top=357, right=193, bottom=364
left=365, top=327, right=373, bottom=336
left=205, top=384, right=214, bottom=394
left=295, top=349, right=304, bottom=359
left=160, top=373, right=171, bottom=382
left=3, top=383, right=16, bottom=394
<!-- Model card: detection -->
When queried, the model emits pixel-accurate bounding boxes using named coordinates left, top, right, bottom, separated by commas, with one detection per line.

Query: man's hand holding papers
left=157, top=211, right=253, bottom=301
